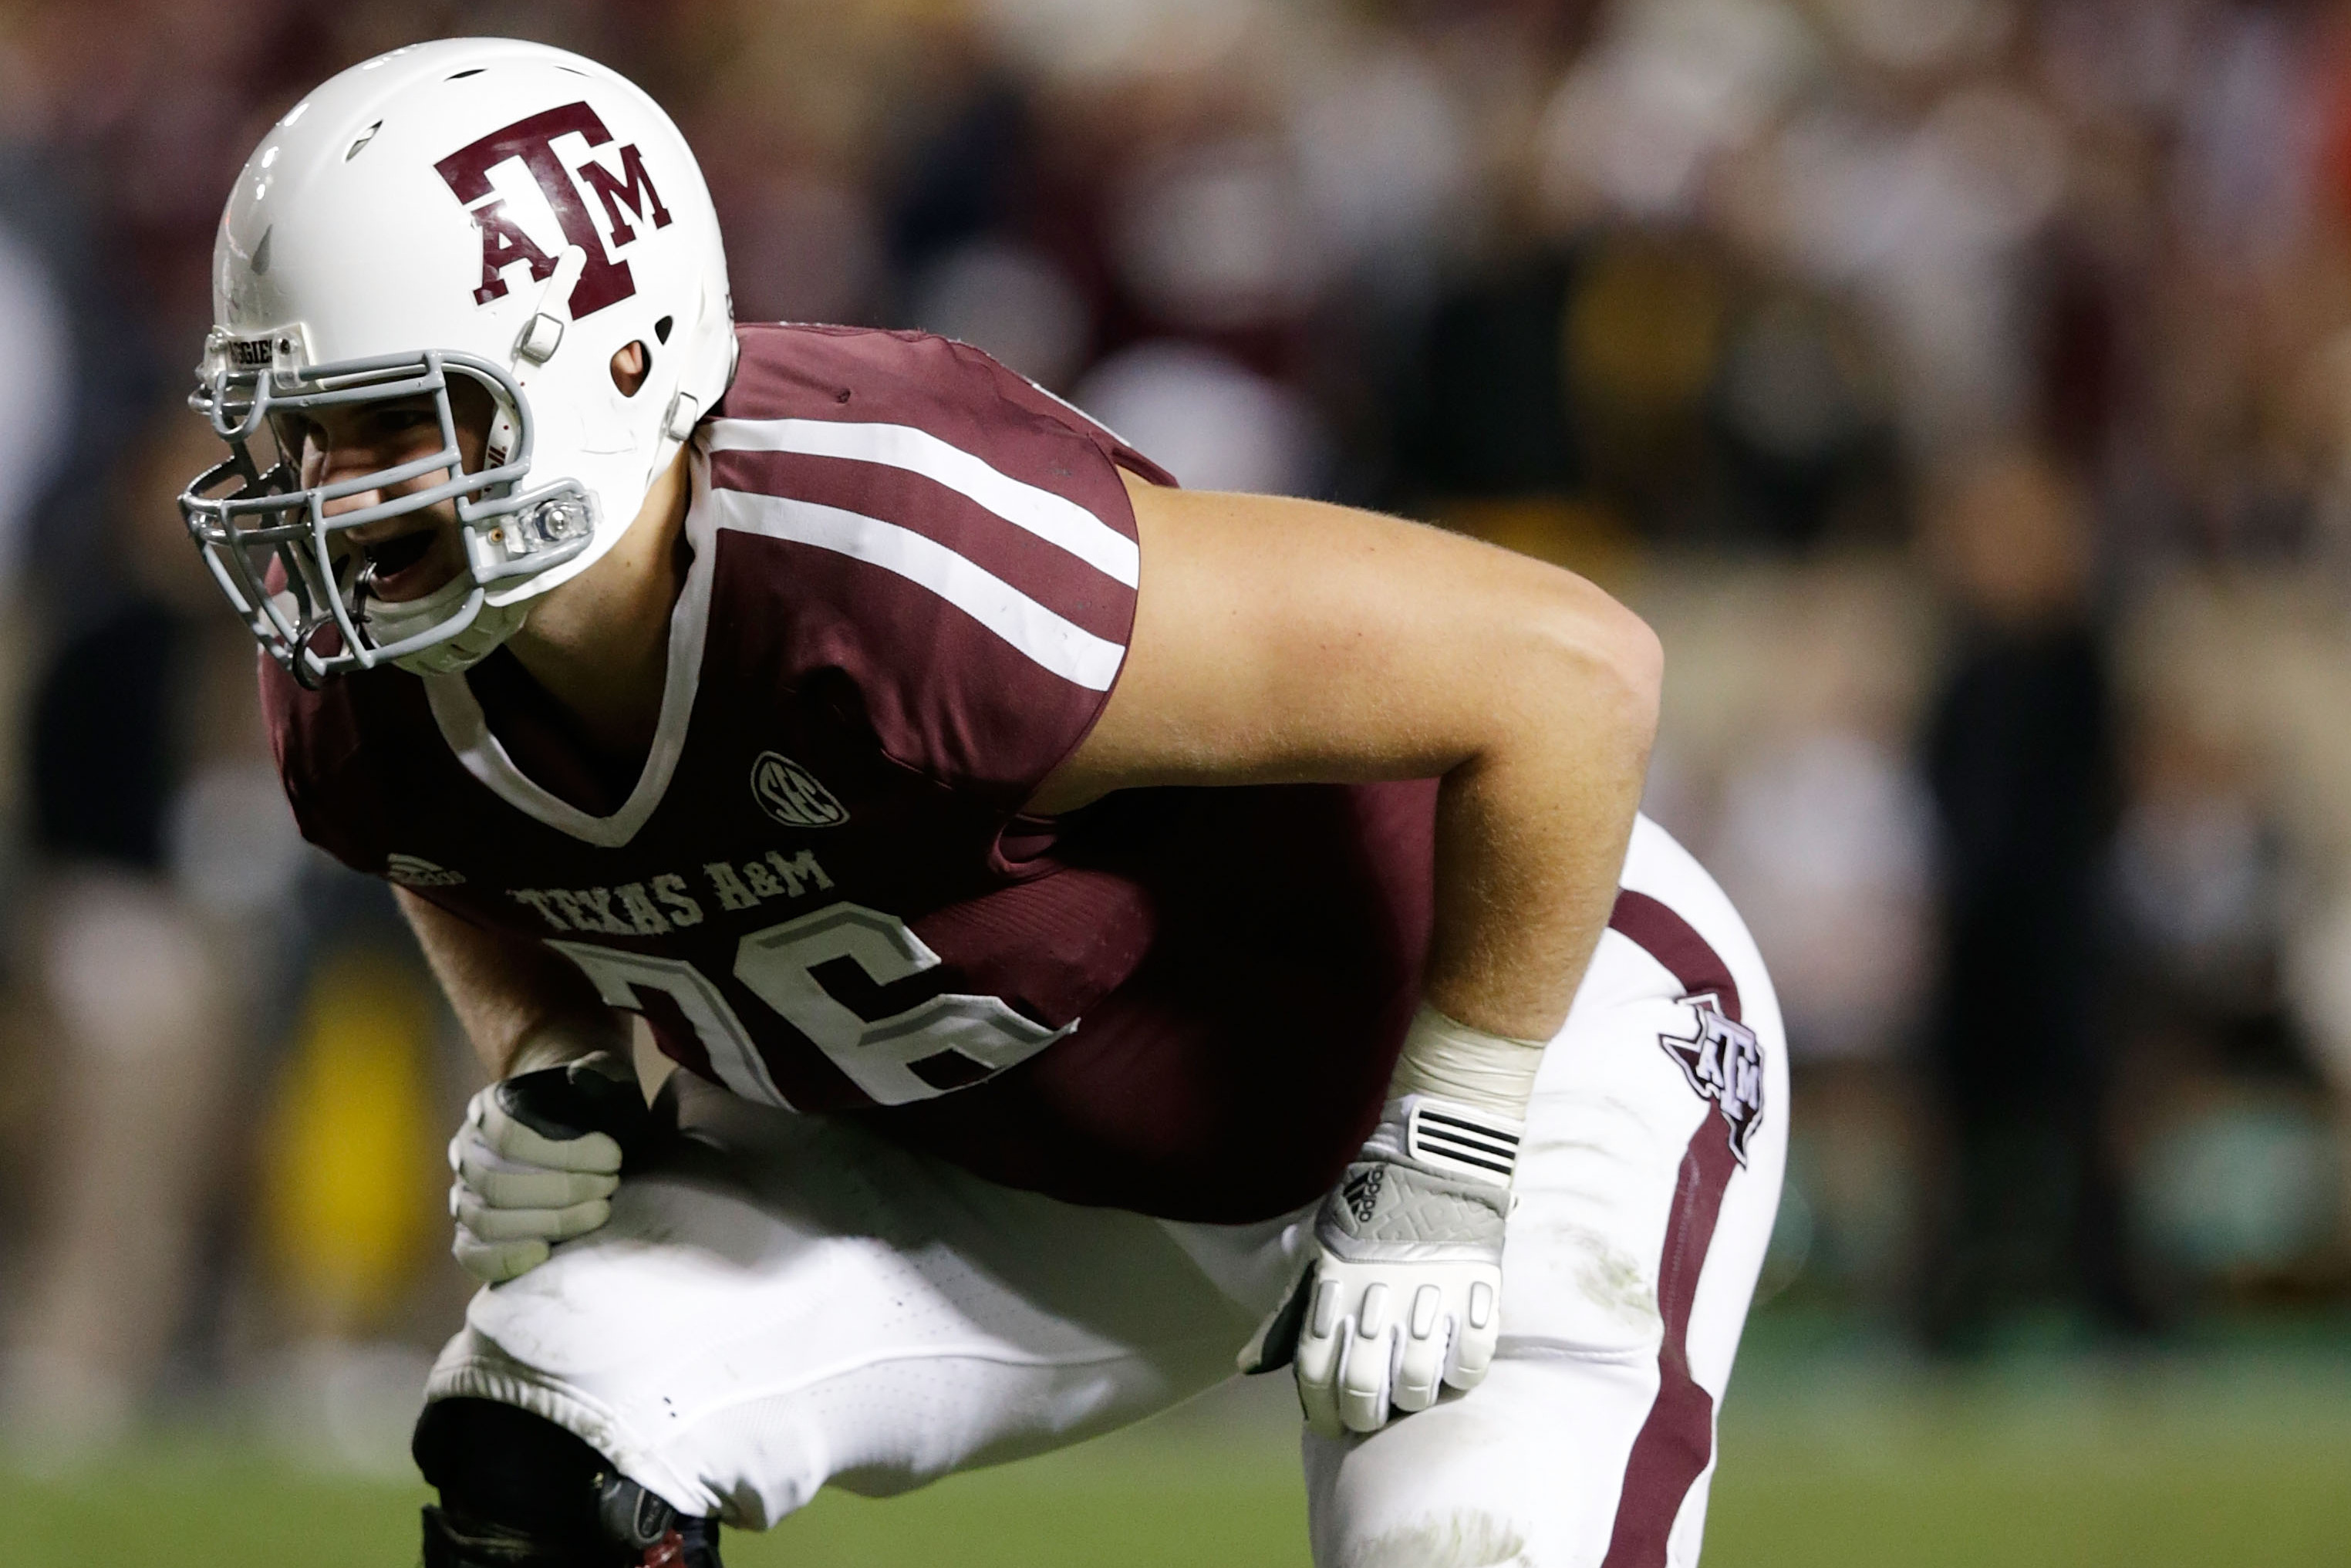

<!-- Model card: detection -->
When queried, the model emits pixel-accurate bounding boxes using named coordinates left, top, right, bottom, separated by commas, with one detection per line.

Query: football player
left=180, top=39, right=1786, bottom=1568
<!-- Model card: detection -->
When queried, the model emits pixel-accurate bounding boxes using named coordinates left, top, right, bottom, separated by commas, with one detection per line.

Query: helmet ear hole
left=654, top=315, right=673, bottom=344
left=610, top=341, right=651, bottom=397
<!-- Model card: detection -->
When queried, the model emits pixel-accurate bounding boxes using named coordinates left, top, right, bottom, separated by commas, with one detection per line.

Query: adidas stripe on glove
left=448, top=1052, right=649, bottom=1285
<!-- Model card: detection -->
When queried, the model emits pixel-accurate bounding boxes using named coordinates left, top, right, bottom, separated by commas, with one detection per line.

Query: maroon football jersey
left=266, top=324, right=1436, bottom=1222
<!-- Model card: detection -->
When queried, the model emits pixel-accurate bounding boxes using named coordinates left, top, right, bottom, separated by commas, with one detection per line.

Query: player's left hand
left=1245, top=1094, right=1520, bottom=1437
left=448, top=1052, right=649, bottom=1284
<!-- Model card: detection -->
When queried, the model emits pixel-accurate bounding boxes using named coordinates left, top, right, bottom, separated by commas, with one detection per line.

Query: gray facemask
left=179, top=342, right=595, bottom=688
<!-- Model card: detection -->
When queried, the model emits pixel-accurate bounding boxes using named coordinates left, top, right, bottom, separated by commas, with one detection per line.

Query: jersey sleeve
left=700, top=325, right=1172, bottom=808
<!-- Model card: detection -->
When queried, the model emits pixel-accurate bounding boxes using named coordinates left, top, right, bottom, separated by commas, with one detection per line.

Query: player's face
left=292, top=378, right=494, bottom=603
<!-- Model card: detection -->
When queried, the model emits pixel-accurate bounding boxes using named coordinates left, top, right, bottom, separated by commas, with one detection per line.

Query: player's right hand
left=1241, top=1093, right=1520, bottom=1438
left=448, top=1054, right=648, bottom=1284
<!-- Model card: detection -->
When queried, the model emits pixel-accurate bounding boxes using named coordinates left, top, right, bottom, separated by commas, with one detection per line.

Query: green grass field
left=15, top=1327, right=2350, bottom=1567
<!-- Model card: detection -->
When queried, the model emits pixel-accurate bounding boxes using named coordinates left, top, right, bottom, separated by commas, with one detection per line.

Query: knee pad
left=414, top=1397, right=724, bottom=1567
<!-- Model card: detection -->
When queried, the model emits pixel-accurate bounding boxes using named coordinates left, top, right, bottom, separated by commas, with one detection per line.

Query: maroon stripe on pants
left=1600, top=890, right=1746, bottom=1568
left=1607, top=890, right=1742, bottom=1025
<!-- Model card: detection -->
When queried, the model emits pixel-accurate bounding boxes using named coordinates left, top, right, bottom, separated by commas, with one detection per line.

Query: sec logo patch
left=750, top=751, right=848, bottom=828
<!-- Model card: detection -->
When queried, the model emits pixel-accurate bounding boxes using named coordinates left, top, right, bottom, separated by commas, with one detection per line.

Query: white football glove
left=448, top=1052, right=646, bottom=1285
left=1248, top=1094, right=1521, bottom=1437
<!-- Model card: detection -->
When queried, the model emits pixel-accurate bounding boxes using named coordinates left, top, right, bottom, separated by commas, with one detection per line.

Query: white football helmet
left=180, top=37, right=735, bottom=684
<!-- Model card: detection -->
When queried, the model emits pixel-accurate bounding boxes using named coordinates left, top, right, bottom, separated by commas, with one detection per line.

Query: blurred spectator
left=1, top=404, right=296, bottom=1457
left=0, top=217, right=69, bottom=589
left=909, top=239, right=1094, bottom=390
left=2, top=391, right=454, bottom=1463
left=1914, top=448, right=2144, bottom=1349
left=1075, top=340, right=1327, bottom=495
left=2110, top=716, right=2343, bottom=1293
left=1711, top=726, right=1933, bottom=1061
left=2113, top=719, right=2298, bottom=1079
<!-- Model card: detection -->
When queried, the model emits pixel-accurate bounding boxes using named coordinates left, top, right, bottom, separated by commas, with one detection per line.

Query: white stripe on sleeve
left=705, top=417, right=1142, bottom=588
left=706, top=488, right=1127, bottom=692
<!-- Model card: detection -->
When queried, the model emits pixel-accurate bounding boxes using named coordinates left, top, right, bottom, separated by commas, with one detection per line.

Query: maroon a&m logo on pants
left=434, top=102, right=673, bottom=319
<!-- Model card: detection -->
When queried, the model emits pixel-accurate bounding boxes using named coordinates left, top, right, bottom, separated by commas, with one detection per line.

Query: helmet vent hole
left=345, top=120, right=382, bottom=160
left=446, top=68, right=484, bottom=80
left=611, top=342, right=651, bottom=397
left=654, top=316, right=673, bottom=344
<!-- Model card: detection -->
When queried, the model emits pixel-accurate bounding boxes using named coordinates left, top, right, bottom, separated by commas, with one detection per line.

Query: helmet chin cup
left=379, top=588, right=533, bottom=677
left=182, top=38, right=736, bottom=685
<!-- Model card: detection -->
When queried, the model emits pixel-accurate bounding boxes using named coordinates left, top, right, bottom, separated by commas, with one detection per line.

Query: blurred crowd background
left=0, top=0, right=2346, bottom=1472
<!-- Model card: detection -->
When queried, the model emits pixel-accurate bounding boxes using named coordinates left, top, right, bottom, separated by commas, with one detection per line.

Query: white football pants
left=426, top=816, right=1787, bottom=1568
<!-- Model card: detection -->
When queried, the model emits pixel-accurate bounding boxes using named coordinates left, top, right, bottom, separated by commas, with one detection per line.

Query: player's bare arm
left=1035, top=471, right=1662, bottom=1043
left=1027, top=473, right=1663, bottom=1434
left=397, top=886, right=625, bottom=1078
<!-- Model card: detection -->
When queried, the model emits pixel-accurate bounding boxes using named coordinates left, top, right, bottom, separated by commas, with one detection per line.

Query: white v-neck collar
left=423, top=450, right=717, bottom=850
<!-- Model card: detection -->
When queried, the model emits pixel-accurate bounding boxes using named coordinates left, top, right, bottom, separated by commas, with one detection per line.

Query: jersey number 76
left=547, top=902, right=1070, bottom=1108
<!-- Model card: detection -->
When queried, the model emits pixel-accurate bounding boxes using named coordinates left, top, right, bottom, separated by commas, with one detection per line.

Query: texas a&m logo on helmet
left=435, top=103, right=675, bottom=319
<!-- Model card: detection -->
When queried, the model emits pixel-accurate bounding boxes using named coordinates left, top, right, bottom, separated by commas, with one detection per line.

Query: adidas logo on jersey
left=750, top=751, right=848, bottom=828
left=385, top=853, right=467, bottom=888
